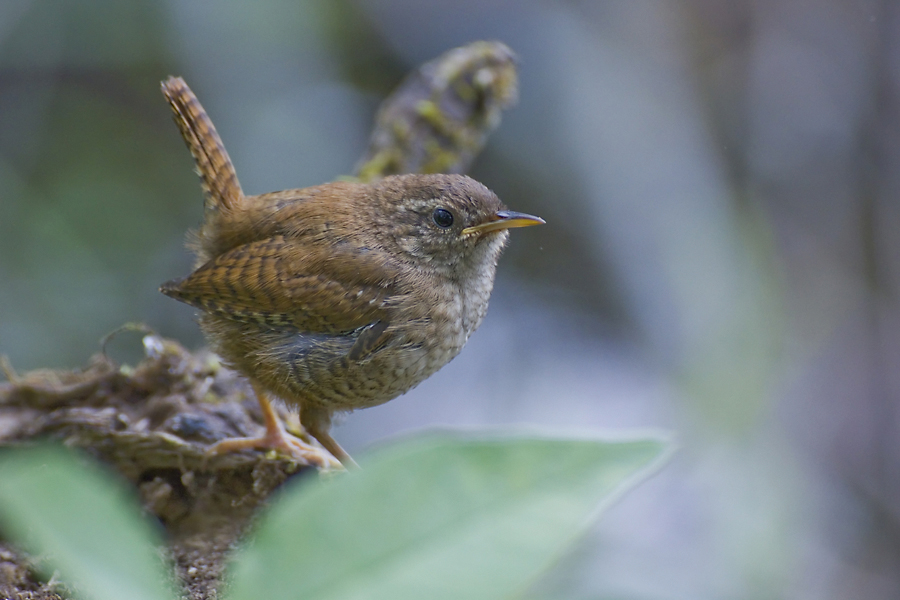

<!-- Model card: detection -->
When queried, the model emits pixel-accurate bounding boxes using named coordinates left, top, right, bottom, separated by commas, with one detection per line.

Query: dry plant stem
left=356, top=40, right=518, bottom=180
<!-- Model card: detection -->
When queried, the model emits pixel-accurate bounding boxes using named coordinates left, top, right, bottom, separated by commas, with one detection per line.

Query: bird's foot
left=206, top=427, right=343, bottom=470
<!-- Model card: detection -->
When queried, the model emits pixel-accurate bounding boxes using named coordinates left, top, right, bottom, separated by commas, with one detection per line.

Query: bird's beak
left=461, top=210, right=545, bottom=235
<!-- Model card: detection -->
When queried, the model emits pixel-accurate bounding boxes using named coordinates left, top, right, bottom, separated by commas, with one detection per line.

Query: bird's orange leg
left=206, top=384, right=342, bottom=469
left=306, top=424, right=359, bottom=469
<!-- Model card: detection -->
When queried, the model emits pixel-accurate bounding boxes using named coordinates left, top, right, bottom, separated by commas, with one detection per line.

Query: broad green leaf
left=0, top=445, right=177, bottom=600
left=228, top=432, right=671, bottom=600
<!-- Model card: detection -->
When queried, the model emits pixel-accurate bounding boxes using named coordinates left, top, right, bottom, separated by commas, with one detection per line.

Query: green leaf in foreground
left=0, top=445, right=177, bottom=600
left=228, top=432, right=671, bottom=600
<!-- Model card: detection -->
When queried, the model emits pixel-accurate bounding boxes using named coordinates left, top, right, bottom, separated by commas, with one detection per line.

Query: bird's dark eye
left=432, top=208, right=454, bottom=228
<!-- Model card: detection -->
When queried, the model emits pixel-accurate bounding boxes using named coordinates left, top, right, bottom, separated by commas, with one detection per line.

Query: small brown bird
left=159, top=77, right=543, bottom=467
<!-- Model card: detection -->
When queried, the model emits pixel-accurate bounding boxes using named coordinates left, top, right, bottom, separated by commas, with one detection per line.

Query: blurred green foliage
left=0, top=444, right=177, bottom=600
left=0, top=434, right=670, bottom=600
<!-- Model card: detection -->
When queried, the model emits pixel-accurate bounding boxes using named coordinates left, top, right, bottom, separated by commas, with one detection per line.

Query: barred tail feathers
left=161, top=76, right=243, bottom=213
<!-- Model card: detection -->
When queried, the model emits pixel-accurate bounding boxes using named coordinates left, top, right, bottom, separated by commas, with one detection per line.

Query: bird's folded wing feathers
left=160, top=236, right=397, bottom=335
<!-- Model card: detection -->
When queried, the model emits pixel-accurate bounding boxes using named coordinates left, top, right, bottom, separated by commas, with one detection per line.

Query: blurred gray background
left=2, top=0, right=899, bottom=598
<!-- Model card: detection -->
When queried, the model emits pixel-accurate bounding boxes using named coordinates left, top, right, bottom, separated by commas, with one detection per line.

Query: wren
left=159, top=77, right=544, bottom=468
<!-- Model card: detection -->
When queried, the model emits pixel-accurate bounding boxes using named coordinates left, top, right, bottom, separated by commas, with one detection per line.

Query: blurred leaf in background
left=0, top=435, right=670, bottom=600
left=229, top=433, right=670, bottom=600
left=0, top=444, right=178, bottom=600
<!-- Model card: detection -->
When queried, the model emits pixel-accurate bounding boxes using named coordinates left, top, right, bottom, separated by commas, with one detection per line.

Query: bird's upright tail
left=161, top=76, right=243, bottom=214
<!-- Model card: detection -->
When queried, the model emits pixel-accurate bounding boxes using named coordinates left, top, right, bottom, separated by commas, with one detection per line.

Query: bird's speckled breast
left=317, top=272, right=492, bottom=411
left=201, top=269, right=494, bottom=414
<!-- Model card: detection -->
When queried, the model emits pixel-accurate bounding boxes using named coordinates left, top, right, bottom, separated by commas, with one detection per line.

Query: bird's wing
left=161, top=236, right=398, bottom=339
